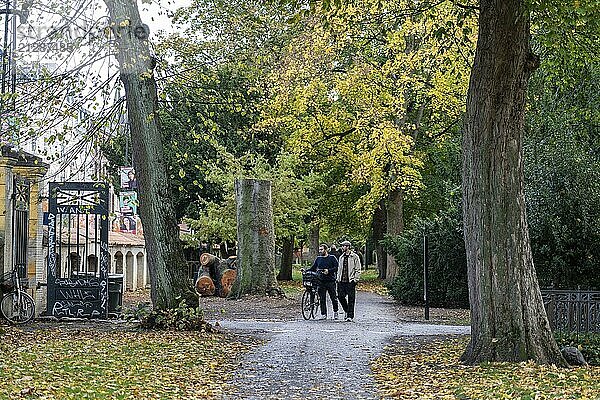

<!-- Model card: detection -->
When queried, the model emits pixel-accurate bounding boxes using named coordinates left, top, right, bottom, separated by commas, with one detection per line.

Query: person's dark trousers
left=318, top=280, right=339, bottom=316
left=337, top=281, right=356, bottom=319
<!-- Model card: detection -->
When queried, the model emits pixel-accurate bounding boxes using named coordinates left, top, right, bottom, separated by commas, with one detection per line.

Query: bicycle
left=301, top=270, right=321, bottom=320
left=0, top=266, right=35, bottom=324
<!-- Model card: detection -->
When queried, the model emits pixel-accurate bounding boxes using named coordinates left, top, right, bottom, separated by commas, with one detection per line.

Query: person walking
left=329, top=244, right=342, bottom=260
left=336, top=240, right=361, bottom=322
left=309, top=243, right=340, bottom=320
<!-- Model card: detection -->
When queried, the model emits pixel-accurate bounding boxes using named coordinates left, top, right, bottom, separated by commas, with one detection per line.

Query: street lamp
left=423, top=233, right=430, bottom=320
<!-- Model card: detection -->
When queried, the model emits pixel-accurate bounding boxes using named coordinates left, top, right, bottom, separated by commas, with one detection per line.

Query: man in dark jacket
left=329, top=244, right=342, bottom=260
left=309, top=243, right=340, bottom=320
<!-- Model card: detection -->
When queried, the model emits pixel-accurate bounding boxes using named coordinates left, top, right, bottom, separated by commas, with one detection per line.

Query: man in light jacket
left=336, top=240, right=361, bottom=322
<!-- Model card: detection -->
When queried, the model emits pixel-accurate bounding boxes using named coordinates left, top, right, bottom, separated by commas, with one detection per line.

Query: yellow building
left=0, top=144, right=48, bottom=312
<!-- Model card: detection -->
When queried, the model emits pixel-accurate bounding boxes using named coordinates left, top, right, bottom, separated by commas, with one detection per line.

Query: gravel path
left=211, top=291, right=470, bottom=400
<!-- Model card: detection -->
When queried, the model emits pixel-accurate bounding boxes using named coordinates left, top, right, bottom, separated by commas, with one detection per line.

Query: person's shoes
left=333, top=312, right=339, bottom=320
left=317, top=314, right=327, bottom=320
left=345, top=317, right=353, bottom=322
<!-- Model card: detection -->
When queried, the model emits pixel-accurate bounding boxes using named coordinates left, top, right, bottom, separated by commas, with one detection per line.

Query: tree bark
left=308, top=223, right=320, bottom=263
left=104, top=0, right=193, bottom=309
left=372, top=199, right=387, bottom=279
left=232, top=178, right=280, bottom=297
left=461, top=0, right=565, bottom=365
left=364, top=237, right=373, bottom=268
left=385, top=189, right=404, bottom=282
left=277, top=235, right=294, bottom=281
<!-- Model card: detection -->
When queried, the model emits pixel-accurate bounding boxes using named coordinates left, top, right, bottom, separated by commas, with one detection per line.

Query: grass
left=359, top=267, right=389, bottom=295
left=0, top=326, right=259, bottom=399
left=276, top=265, right=304, bottom=297
left=372, top=336, right=600, bottom=399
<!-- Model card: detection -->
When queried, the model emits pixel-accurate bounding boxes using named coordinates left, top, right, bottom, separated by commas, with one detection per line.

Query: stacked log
left=195, top=253, right=237, bottom=297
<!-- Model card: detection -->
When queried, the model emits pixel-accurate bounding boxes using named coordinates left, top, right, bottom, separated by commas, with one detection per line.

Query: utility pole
left=0, top=0, right=29, bottom=144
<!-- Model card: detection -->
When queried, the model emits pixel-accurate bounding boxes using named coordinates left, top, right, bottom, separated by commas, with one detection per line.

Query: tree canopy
left=6, top=0, right=599, bottom=319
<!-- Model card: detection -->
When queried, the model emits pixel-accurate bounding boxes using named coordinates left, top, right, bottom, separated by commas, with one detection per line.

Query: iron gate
left=12, top=176, right=30, bottom=280
left=47, top=182, right=109, bottom=318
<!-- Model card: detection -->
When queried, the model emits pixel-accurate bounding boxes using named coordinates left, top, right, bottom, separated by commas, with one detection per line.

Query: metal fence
left=541, top=289, right=600, bottom=333
left=12, top=176, right=30, bottom=281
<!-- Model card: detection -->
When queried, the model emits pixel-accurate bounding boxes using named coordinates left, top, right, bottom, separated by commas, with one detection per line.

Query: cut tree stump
left=195, top=253, right=237, bottom=297
left=220, top=268, right=237, bottom=297
left=195, top=274, right=216, bottom=297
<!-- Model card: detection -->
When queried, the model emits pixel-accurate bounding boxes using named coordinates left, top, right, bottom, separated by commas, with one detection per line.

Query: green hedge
left=383, top=209, right=469, bottom=309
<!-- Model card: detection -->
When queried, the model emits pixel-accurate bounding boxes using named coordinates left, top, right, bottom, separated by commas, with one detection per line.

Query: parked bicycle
left=301, top=270, right=321, bottom=320
left=0, top=266, right=35, bottom=324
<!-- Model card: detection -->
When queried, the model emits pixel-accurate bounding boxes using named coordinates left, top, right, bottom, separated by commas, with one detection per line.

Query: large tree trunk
left=308, top=223, right=320, bottom=263
left=232, top=178, right=280, bottom=296
left=385, top=189, right=404, bottom=282
left=461, top=0, right=565, bottom=365
left=372, top=199, right=387, bottom=279
left=364, top=238, right=373, bottom=268
left=104, top=0, right=193, bottom=309
left=277, top=235, right=294, bottom=281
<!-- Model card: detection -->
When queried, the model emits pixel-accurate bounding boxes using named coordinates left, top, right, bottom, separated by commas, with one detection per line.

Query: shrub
left=525, top=60, right=600, bottom=291
left=554, top=332, right=600, bottom=366
left=384, top=208, right=468, bottom=308
left=127, top=300, right=214, bottom=332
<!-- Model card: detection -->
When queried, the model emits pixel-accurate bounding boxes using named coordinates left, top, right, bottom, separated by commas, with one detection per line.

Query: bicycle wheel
left=301, top=290, right=313, bottom=320
left=1, top=291, right=35, bottom=324
left=310, top=290, right=319, bottom=319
